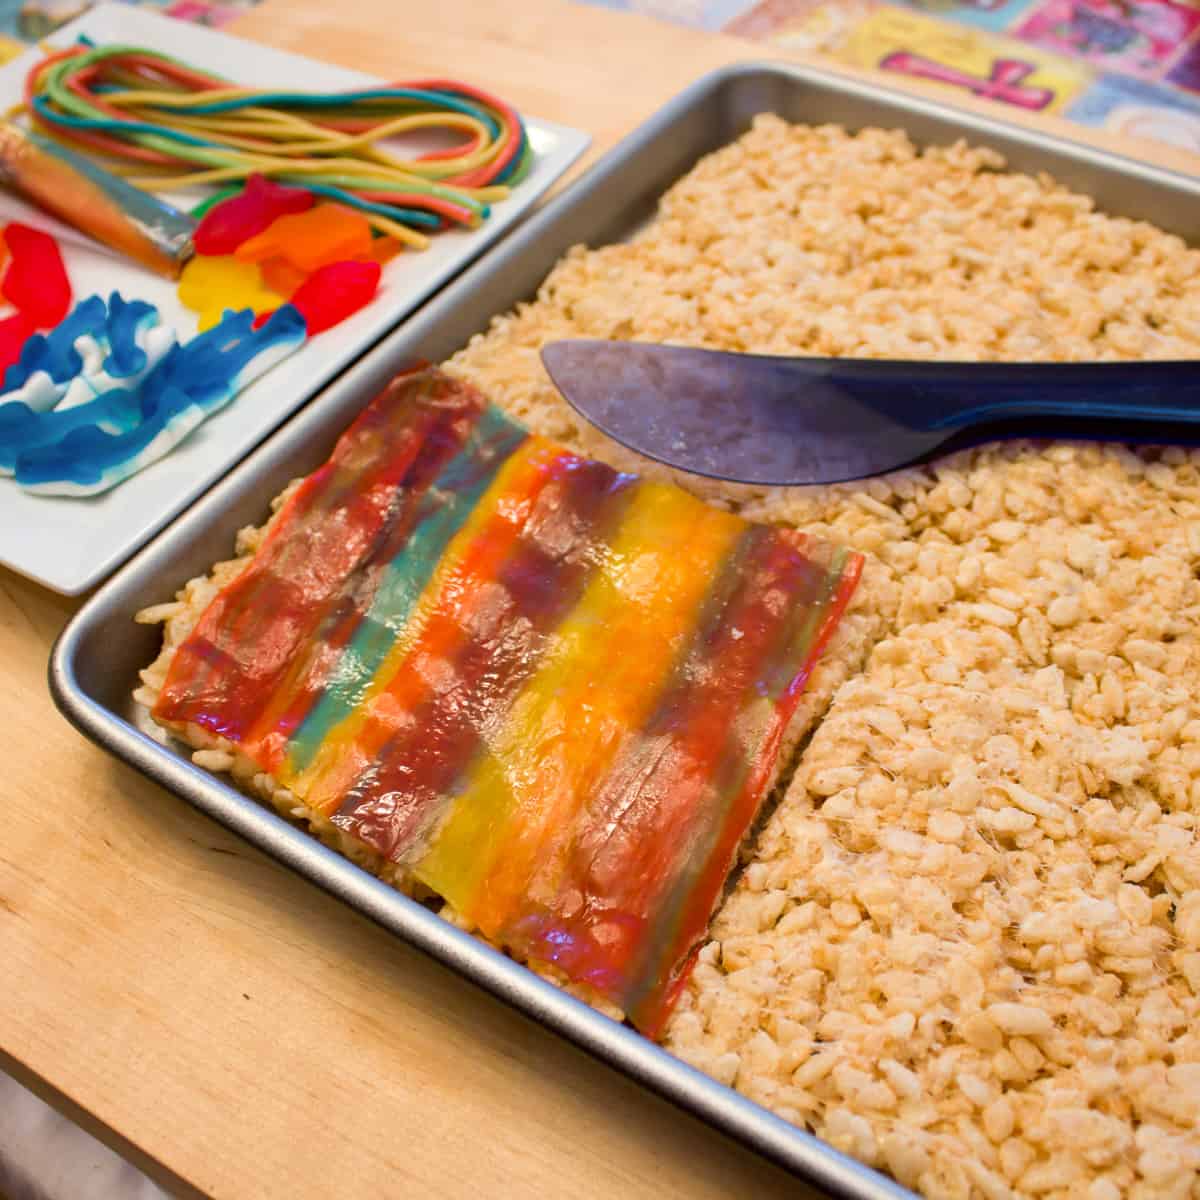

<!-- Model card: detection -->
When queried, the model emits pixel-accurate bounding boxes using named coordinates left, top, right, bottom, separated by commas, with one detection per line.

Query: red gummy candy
left=288, top=259, right=381, bottom=334
left=195, top=175, right=315, bottom=256
left=0, top=310, right=33, bottom=376
left=2, top=224, right=70, bottom=329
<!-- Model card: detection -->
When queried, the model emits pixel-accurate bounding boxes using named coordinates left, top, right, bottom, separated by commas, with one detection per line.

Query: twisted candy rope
left=23, top=42, right=532, bottom=249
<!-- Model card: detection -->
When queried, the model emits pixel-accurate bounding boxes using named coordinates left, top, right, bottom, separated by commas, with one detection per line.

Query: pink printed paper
left=1016, top=0, right=1200, bottom=78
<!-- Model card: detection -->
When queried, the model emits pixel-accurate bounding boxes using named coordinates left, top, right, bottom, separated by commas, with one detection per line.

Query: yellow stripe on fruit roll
left=414, top=480, right=745, bottom=932
left=289, top=439, right=563, bottom=813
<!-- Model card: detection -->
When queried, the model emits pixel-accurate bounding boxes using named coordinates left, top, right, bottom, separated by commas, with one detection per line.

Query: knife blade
left=540, top=339, right=1200, bottom=486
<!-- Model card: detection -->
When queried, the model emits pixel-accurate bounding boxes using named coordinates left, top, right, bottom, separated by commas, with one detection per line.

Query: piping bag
left=0, top=119, right=194, bottom=278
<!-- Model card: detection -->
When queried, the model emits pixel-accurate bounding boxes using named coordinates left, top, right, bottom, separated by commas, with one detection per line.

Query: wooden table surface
left=3, top=3, right=1198, bottom=1198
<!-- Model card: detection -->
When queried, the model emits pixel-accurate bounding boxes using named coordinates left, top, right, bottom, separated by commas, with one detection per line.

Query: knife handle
left=831, top=359, right=1200, bottom=430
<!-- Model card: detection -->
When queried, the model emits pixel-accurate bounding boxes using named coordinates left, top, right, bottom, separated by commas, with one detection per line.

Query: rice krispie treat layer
left=444, top=116, right=1200, bottom=1200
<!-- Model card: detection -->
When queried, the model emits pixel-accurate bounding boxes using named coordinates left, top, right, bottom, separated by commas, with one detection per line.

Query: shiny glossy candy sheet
left=153, top=366, right=862, bottom=1034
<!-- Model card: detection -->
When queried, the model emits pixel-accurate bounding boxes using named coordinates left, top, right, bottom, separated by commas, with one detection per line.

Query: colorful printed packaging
left=1015, top=0, right=1200, bottom=79
left=1068, top=71, right=1200, bottom=151
left=833, top=6, right=1092, bottom=111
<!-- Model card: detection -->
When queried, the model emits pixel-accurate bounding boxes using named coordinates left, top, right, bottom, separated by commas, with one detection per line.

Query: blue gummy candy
left=15, top=304, right=308, bottom=495
left=16, top=375, right=194, bottom=490
left=2, top=296, right=108, bottom=394
left=167, top=305, right=306, bottom=411
left=102, top=292, right=159, bottom=378
left=0, top=382, right=144, bottom=471
left=0, top=402, right=37, bottom=471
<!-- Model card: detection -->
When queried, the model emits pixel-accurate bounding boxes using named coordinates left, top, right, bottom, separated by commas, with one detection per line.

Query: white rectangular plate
left=0, top=3, right=588, bottom=595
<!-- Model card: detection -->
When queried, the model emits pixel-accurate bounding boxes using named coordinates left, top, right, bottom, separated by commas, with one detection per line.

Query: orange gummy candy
left=364, top=237, right=403, bottom=266
left=235, top=204, right=373, bottom=274
left=258, top=255, right=309, bottom=298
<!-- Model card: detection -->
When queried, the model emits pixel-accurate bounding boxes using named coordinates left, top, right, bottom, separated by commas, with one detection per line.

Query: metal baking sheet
left=50, top=61, right=1200, bottom=1199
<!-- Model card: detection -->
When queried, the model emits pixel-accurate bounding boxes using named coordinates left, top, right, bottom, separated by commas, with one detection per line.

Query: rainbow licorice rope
left=23, top=42, right=532, bottom=249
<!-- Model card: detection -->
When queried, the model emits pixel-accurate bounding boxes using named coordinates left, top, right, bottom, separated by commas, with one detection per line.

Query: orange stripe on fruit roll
left=415, top=482, right=744, bottom=934
left=296, top=439, right=566, bottom=818
left=323, top=456, right=634, bottom=861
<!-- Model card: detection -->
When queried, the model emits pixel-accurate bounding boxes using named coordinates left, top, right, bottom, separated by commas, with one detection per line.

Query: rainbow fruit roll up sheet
left=0, top=121, right=194, bottom=278
left=152, top=367, right=863, bottom=1036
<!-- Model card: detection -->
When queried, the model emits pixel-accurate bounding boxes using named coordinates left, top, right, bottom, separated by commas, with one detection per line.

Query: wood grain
left=1, top=560, right=806, bottom=1198
left=1, top=2, right=1196, bottom=1198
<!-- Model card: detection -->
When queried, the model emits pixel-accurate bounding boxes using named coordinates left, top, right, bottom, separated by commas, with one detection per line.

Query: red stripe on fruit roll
left=501, top=528, right=863, bottom=1034
left=154, top=370, right=484, bottom=754
left=330, top=455, right=634, bottom=861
